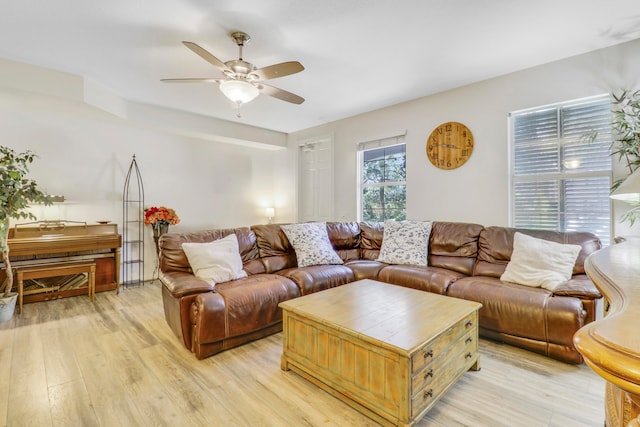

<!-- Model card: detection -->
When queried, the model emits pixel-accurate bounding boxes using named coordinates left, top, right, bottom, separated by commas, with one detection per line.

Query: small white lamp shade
left=219, top=80, right=259, bottom=104
left=265, top=207, right=275, bottom=223
left=611, top=168, right=640, bottom=203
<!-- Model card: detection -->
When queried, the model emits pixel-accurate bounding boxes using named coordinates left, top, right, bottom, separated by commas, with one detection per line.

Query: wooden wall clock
left=426, top=121, right=474, bottom=170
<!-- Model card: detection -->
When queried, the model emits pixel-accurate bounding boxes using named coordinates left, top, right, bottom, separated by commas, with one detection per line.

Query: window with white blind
left=357, top=134, right=406, bottom=222
left=509, top=95, right=612, bottom=245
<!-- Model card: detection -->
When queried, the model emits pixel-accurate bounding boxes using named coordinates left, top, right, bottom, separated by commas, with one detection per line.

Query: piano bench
left=16, top=262, right=96, bottom=314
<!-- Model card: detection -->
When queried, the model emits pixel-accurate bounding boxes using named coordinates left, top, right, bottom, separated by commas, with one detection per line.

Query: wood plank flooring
left=0, top=281, right=605, bottom=426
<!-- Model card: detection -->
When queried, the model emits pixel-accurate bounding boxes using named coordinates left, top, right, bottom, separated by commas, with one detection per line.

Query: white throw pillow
left=377, top=220, right=432, bottom=266
left=181, top=234, right=248, bottom=283
left=280, top=222, right=343, bottom=268
left=500, top=232, right=581, bottom=291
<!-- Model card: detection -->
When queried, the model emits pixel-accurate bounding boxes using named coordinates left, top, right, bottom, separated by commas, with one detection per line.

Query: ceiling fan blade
left=182, top=41, right=229, bottom=71
left=250, top=61, right=304, bottom=81
left=160, top=78, right=222, bottom=83
left=257, top=83, right=305, bottom=104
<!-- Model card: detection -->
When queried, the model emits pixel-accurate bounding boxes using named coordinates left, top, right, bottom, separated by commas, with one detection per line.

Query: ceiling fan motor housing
left=224, top=59, right=257, bottom=80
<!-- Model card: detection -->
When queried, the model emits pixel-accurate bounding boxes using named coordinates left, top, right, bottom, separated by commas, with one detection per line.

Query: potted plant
left=144, top=206, right=180, bottom=254
left=611, top=89, right=640, bottom=225
left=0, top=146, right=51, bottom=321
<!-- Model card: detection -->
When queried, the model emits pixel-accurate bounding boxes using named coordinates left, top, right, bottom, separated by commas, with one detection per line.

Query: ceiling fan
left=161, top=31, right=305, bottom=107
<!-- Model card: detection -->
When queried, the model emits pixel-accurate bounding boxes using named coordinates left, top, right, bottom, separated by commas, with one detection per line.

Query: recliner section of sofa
left=190, top=274, right=300, bottom=360
left=447, top=226, right=602, bottom=364
left=159, top=221, right=602, bottom=363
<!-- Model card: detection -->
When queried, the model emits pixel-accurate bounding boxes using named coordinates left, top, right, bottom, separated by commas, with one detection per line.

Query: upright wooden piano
left=0, top=221, right=121, bottom=303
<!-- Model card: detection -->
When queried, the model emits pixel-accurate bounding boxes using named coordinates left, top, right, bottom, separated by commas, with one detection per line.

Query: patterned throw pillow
left=377, top=220, right=432, bottom=266
left=280, top=222, right=343, bottom=268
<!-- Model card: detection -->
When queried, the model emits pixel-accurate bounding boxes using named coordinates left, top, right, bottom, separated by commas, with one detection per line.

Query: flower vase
left=152, top=222, right=169, bottom=255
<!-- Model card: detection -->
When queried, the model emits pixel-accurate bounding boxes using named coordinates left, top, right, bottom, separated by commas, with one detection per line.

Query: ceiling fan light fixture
left=219, top=80, right=259, bottom=104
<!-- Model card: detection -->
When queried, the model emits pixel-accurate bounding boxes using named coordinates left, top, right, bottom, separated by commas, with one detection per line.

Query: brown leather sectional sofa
left=159, top=221, right=602, bottom=364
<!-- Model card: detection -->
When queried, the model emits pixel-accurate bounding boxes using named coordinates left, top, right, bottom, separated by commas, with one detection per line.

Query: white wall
left=0, top=63, right=296, bottom=279
left=288, top=38, right=640, bottom=239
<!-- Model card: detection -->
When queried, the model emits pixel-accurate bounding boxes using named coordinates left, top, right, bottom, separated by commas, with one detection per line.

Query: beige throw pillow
left=500, top=232, right=581, bottom=291
left=182, top=234, right=248, bottom=284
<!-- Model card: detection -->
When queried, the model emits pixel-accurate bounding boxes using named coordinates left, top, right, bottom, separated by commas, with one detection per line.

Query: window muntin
left=359, top=144, right=406, bottom=222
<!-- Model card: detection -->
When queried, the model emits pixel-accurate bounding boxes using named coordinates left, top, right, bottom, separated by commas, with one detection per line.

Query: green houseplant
left=0, top=146, right=51, bottom=320
left=611, top=90, right=640, bottom=225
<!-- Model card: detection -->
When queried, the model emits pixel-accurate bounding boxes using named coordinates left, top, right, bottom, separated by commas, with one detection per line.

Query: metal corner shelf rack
left=122, top=155, right=145, bottom=289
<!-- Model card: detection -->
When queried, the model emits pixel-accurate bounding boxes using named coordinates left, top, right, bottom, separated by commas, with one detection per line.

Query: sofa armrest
left=552, top=274, right=602, bottom=299
left=160, top=270, right=214, bottom=298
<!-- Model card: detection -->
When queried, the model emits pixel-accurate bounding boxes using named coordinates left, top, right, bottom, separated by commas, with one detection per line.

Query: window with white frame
left=357, top=135, right=406, bottom=222
left=509, top=95, right=612, bottom=245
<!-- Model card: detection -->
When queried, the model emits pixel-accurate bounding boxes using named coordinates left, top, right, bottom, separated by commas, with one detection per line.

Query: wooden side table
left=16, top=262, right=96, bottom=314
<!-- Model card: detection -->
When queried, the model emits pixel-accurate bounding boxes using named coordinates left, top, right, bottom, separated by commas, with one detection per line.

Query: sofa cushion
left=281, top=222, right=343, bottom=267
left=429, top=221, right=484, bottom=276
left=345, top=260, right=386, bottom=281
left=327, top=221, right=361, bottom=261
left=377, top=264, right=466, bottom=295
left=377, top=220, right=432, bottom=265
left=551, top=275, right=602, bottom=299
left=360, top=221, right=384, bottom=260
left=251, top=224, right=297, bottom=273
left=182, top=234, right=248, bottom=283
left=278, top=265, right=355, bottom=295
left=500, top=232, right=581, bottom=291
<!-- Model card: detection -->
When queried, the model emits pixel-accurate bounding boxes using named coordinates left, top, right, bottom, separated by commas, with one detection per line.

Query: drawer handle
left=424, top=349, right=434, bottom=359
left=465, top=320, right=473, bottom=328
left=465, top=337, right=473, bottom=344
left=465, top=352, right=473, bottom=359
left=423, top=389, right=433, bottom=400
left=423, top=368, right=433, bottom=380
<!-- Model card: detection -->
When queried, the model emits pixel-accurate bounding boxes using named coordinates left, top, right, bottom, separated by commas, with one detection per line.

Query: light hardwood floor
left=0, top=282, right=605, bottom=427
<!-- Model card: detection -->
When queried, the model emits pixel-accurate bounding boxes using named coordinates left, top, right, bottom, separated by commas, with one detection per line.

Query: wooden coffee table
left=280, top=279, right=482, bottom=426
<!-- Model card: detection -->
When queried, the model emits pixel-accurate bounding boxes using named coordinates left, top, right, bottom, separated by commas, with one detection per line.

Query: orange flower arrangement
left=144, top=206, right=180, bottom=227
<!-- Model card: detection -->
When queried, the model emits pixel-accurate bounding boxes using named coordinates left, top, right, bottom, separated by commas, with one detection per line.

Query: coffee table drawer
left=411, top=327, right=477, bottom=396
left=411, top=340, right=478, bottom=418
left=412, top=311, right=477, bottom=374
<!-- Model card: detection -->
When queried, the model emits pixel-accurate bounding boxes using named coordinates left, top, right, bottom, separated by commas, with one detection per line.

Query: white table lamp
left=265, top=207, right=275, bottom=224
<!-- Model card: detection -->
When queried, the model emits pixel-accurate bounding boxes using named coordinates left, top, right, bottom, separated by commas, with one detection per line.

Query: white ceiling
left=2, top=1, right=640, bottom=134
